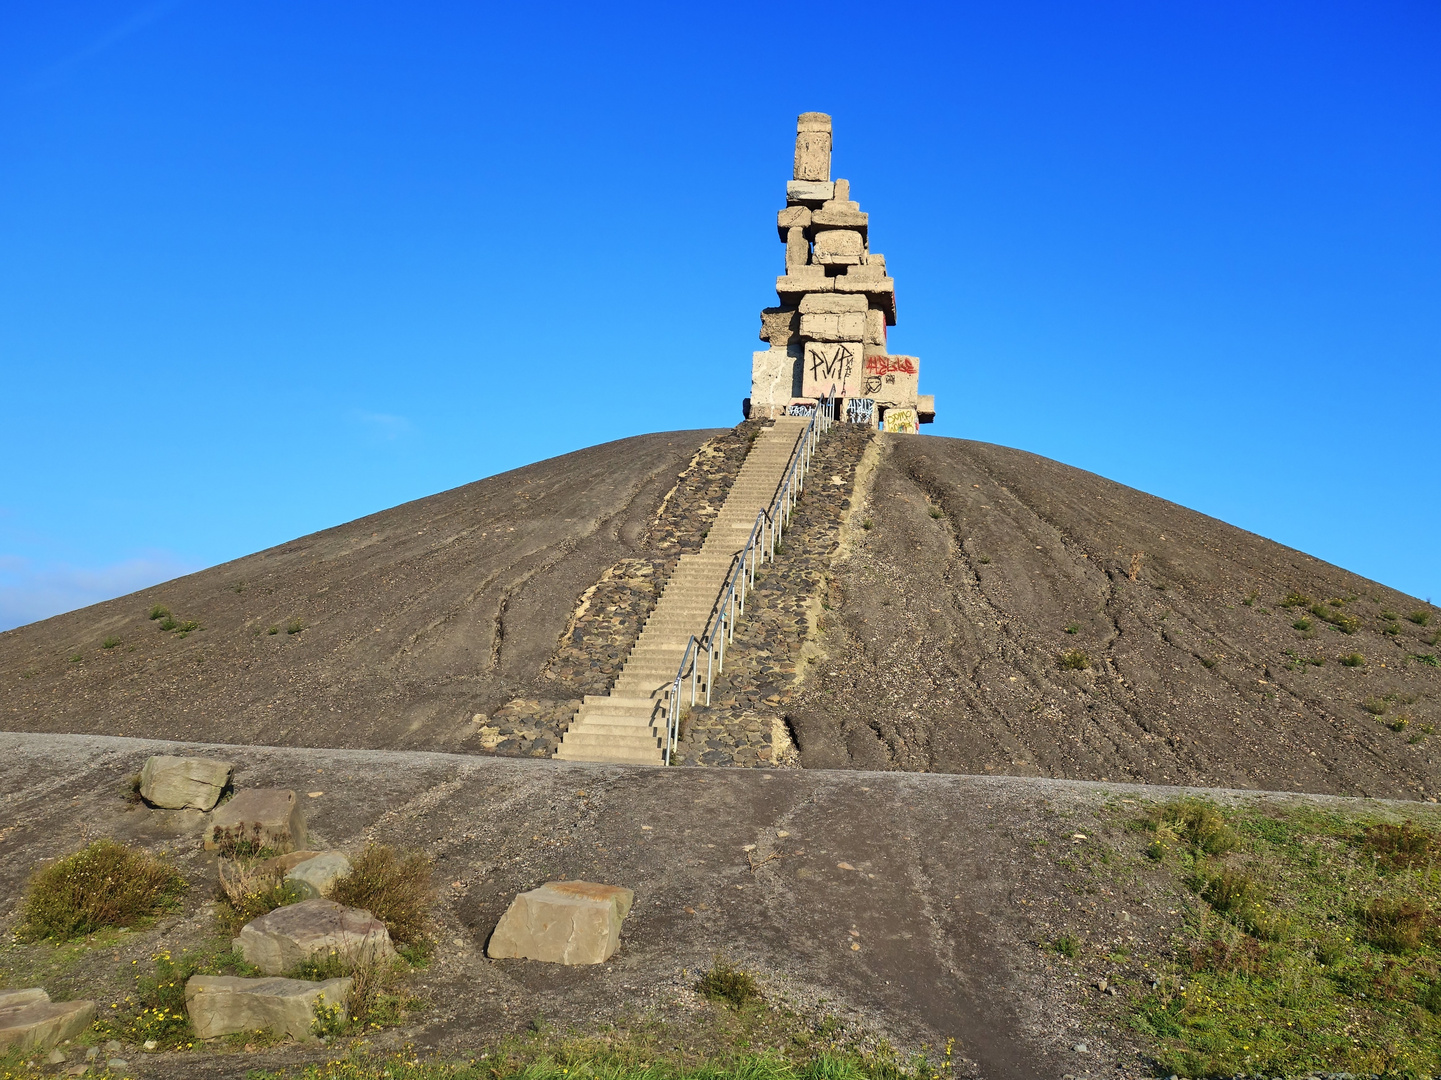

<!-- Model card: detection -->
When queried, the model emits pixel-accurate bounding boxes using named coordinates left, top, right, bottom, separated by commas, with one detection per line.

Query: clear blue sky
left=2, top=1, right=1438, bottom=631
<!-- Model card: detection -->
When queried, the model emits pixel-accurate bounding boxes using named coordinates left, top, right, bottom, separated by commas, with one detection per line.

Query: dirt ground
left=788, top=434, right=1441, bottom=800
left=7, top=732, right=1433, bottom=1080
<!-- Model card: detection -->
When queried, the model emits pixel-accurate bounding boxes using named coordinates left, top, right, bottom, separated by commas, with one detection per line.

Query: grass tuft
left=1058, top=649, right=1090, bottom=671
left=1340, top=652, right=1366, bottom=667
left=1362, top=696, right=1388, bottom=716
left=1362, top=896, right=1429, bottom=953
left=1409, top=610, right=1433, bottom=626
left=148, top=604, right=170, bottom=620
left=101, top=635, right=121, bottom=649
left=329, top=844, right=434, bottom=945
left=696, top=953, right=761, bottom=1008
left=216, top=859, right=307, bottom=934
left=286, top=617, right=307, bottom=635
left=17, top=839, right=187, bottom=941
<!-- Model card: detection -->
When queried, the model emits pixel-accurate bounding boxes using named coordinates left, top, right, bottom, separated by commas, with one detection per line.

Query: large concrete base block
left=801, top=341, right=863, bottom=398
left=185, top=976, right=351, bottom=1041
left=487, top=880, right=635, bottom=965
left=752, top=346, right=802, bottom=414
left=0, top=990, right=96, bottom=1053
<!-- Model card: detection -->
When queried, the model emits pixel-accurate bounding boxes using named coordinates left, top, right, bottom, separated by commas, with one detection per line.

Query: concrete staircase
left=554, top=416, right=811, bottom=765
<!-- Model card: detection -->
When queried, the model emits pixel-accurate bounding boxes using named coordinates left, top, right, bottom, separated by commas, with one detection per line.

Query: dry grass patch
left=329, top=845, right=434, bottom=947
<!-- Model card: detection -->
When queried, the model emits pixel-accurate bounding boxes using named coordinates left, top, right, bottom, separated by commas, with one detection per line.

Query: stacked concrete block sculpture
left=750, top=113, right=936, bottom=430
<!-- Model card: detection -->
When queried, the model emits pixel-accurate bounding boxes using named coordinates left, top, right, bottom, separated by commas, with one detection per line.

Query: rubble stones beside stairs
left=475, top=423, right=765, bottom=753
left=138, top=754, right=234, bottom=811
left=672, top=423, right=872, bottom=767
left=0, top=989, right=96, bottom=1053
left=234, top=898, right=396, bottom=975
left=185, top=975, right=351, bottom=1041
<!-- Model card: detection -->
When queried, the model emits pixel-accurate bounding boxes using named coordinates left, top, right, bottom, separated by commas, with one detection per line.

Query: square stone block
left=798, top=293, right=866, bottom=314
left=751, top=346, right=802, bottom=412
left=759, top=306, right=799, bottom=345
left=205, top=789, right=307, bottom=854
left=801, top=342, right=864, bottom=398
left=799, top=311, right=867, bottom=342
left=487, top=880, right=635, bottom=965
left=864, top=308, right=888, bottom=346
left=862, top=354, right=920, bottom=405
left=776, top=205, right=811, bottom=240
left=234, top=898, right=395, bottom=975
left=812, top=229, right=864, bottom=265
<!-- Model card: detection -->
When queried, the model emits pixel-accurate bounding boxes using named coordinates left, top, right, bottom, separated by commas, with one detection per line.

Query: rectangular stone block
left=758, top=306, right=799, bottom=345
left=812, top=229, right=864, bottom=266
left=798, top=293, right=866, bottom=314
left=843, top=262, right=886, bottom=282
left=917, top=394, right=936, bottom=422
left=752, top=345, right=802, bottom=409
left=882, top=407, right=919, bottom=434
left=488, top=880, right=635, bottom=965
left=862, top=354, right=919, bottom=405
left=185, top=975, right=351, bottom=1041
left=776, top=205, right=811, bottom=241
left=812, top=204, right=868, bottom=231
left=0, top=991, right=95, bottom=1053
left=786, top=180, right=834, bottom=206
left=793, top=112, right=832, bottom=182
left=833, top=274, right=895, bottom=323
left=785, top=226, right=809, bottom=272
left=799, top=311, right=867, bottom=342
left=801, top=342, right=864, bottom=398
left=864, top=308, right=887, bottom=346
left=139, top=755, right=234, bottom=811
left=205, top=789, right=307, bottom=854
left=776, top=272, right=833, bottom=301
left=832, top=178, right=850, bottom=202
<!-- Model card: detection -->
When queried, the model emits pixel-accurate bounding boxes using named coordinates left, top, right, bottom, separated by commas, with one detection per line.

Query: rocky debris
left=488, top=880, right=634, bottom=965
left=234, top=897, right=395, bottom=975
left=0, top=988, right=96, bottom=1053
left=477, top=424, right=765, bottom=750
left=205, top=788, right=307, bottom=854
left=673, top=424, right=871, bottom=767
left=284, top=851, right=352, bottom=899
left=185, top=975, right=351, bottom=1041
left=138, top=754, right=234, bottom=810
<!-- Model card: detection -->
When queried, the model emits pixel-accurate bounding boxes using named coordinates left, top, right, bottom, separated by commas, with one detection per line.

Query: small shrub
left=285, top=617, right=306, bottom=635
left=1340, top=652, right=1366, bottom=667
left=1363, top=821, right=1438, bottom=871
left=1064, top=623, right=1079, bottom=635
left=1242, top=589, right=1260, bottom=607
left=1409, top=610, right=1432, bottom=626
left=1310, top=602, right=1360, bottom=634
left=1363, top=696, right=1388, bottom=716
left=1292, top=617, right=1313, bottom=632
left=928, top=507, right=944, bottom=519
left=1147, top=799, right=1240, bottom=856
left=1390, top=716, right=1411, bottom=733
left=860, top=518, right=873, bottom=530
left=1053, top=935, right=1081, bottom=958
left=148, top=604, right=170, bottom=620
left=1202, top=869, right=1255, bottom=916
left=1058, top=649, right=1090, bottom=671
left=1414, top=653, right=1441, bottom=667
left=1380, top=610, right=1400, bottom=621
left=68, top=653, right=83, bottom=663
left=696, top=954, right=760, bottom=1008
left=977, top=555, right=991, bottom=564
left=216, top=860, right=305, bottom=934
left=18, top=839, right=187, bottom=941
left=1280, top=590, right=1310, bottom=608
left=1362, top=897, right=1428, bottom=953
left=329, top=845, right=433, bottom=945
left=1382, top=621, right=1401, bottom=636
left=267, top=625, right=280, bottom=635
left=231, top=581, right=248, bottom=594
left=157, top=615, right=178, bottom=632
left=102, top=636, right=121, bottom=649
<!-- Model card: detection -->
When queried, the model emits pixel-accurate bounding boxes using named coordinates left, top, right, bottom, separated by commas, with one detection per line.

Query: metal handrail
left=661, top=388, right=836, bottom=763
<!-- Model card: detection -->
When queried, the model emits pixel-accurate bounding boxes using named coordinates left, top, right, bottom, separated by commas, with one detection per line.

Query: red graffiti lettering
left=863, top=355, right=917, bottom=376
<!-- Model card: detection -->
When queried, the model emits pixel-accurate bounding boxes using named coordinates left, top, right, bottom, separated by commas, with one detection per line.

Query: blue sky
left=1, top=1, right=1437, bottom=630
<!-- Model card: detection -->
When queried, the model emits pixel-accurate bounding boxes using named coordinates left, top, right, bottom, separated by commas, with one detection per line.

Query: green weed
left=1340, top=652, right=1366, bottom=667
left=17, top=839, right=187, bottom=941
left=1363, top=696, right=1388, bottom=716
left=101, top=636, right=121, bottom=649
left=148, top=604, right=169, bottom=620
left=696, top=954, right=761, bottom=1008
left=1058, top=649, right=1090, bottom=671
left=1409, top=610, right=1433, bottom=626
left=1053, top=935, right=1081, bottom=958
left=286, top=617, right=307, bottom=634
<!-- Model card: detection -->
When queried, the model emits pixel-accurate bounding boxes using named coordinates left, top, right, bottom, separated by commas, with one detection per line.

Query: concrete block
left=882, top=407, right=920, bottom=434
left=793, top=113, right=832, bottom=181
left=917, top=394, right=936, bottom=422
left=801, top=342, right=864, bottom=398
left=862, top=354, right=919, bottom=405
left=488, top=880, right=635, bottom=965
left=0, top=991, right=95, bottom=1053
left=833, top=178, right=850, bottom=202
left=798, top=293, right=866, bottom=314
left=759, top=307, right=800, bottom=345
left=776, top=272, right=833, bottom=301
left=799, top=311, right=867, bottom=342
left=284, top=852, right=353, bottom=900
left=185, top=975, right=350, bottom=1041
left=234, top=898, right=396, bottom=976
left=864, top=308, right=888, bottom=346
left=752, top=346, right=802, bottom=410
left=139, top=755, right=234, bottom=811
left=812, top=229, right=865, bottom=266
left=833, top=275, right=896, bottom=323
left=813, top=203, right=868, bottom=231
left=205, top=789, right=307, bottom=854
left=786, top=180, right=834, bottom=206
left=776, top=205, right=811, bottom=241
left=785, top=226, right=809, bottom=273
left=843, top=262, right=886, bottom=282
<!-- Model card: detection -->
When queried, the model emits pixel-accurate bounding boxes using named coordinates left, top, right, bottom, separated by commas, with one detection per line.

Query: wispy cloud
left=0, top=552, right=201, bottom=632
left=26, top=0, right=187, bottom=91
left=352, top=410, right=413, bottom=441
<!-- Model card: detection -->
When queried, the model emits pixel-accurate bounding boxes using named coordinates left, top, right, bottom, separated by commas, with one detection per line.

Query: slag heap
left=748, top=112, right=935, bottom=432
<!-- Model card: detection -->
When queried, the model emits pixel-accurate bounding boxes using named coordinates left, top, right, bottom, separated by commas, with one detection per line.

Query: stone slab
left=801, top=342, right=864, bottom=398
left=488, top=880, right=635, bottom=965
left=285, top=851, right=353, bottom=900
left=799, top=311, right=867, bottom=343
left=798, top=293, right=866, bottom=314
left=751, top=346, right=802, bottom=412
left=785, top=226, right=809, bottom=273
left=0, top=992, right=96, bottom=1053
left=776, top=205, right=811, bottom=241
left=812, top=204, right=868, bottom=231
left=812, top=229, right=864, bottom=265
left=864, top=308, right=888, bottom=347
left=776, top=274, right=833, bottom=300
left=917, top=394, right=936, bottom=421
left=793, top=113, right=831, bottom=182
left=786, top=180, right=834, bottom=206
left=139, top=755, right=234, bottom=811
left=833, top=275, right=896, bottom=323
left=185, top=975, right=350, bottom=1041
left=234, top=897, right=395, bottom=975
left=205, top=788, right=307, bottom=854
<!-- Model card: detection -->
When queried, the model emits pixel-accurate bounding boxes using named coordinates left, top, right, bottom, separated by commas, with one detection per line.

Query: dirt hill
left=2, top=426, right=1437, bottom=799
